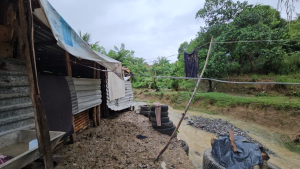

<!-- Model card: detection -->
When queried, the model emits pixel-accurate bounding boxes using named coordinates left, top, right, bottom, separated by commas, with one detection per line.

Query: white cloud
left=48, top=0, right=299, bottom=63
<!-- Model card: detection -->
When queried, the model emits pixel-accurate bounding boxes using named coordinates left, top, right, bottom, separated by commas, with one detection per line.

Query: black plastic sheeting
left=212, top=136, right=263, bottom=169
left=38, top=75, right=74, bottom=140
left=184, top=47, right=199, bottom=77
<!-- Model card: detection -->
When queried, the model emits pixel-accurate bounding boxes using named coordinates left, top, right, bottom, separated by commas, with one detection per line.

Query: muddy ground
left=55, top=111, right=195, bottom=169
left=134, top=89, right=300, bottom=139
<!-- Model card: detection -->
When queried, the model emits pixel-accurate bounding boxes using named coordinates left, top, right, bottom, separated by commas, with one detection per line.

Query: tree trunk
left=249, top=57, right=254, bottom=73
left=207, top=80, right=213, bottom=92
left=238, top=55, right=242, bottom=75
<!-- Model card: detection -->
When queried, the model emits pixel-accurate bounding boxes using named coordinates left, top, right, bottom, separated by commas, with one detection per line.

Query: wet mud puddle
left=167, top=106, right=300, bottom=169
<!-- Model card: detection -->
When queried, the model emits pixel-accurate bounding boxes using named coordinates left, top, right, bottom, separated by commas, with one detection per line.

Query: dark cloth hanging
left=38, top=75, right=74, bottom=140
left=184, top=47, right=199, bottom=77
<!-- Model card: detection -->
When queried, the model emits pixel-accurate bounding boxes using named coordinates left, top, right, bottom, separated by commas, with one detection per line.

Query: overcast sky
left=48, top=0, right=299, bottom=64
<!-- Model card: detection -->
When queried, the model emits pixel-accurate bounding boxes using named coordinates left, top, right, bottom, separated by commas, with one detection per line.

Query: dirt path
left=55, top=111, right=195, bottom=169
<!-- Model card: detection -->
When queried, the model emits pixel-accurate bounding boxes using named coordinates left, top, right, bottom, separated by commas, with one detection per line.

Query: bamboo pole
left=155, top=36, right=214, bottom=161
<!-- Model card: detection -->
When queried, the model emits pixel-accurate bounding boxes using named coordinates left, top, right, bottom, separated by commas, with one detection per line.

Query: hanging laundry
left=152, top=102, right=162, bottom=126
left=184, top=47, right=199, bottom=77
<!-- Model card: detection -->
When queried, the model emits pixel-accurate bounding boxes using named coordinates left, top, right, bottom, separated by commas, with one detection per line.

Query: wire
left=67, top=60, right=300, bottom=85
left=212, top=39, right=288, bottom=44
left=131, top=73, right=300, bottom=85
left=65, top=38, right=299, bottom=85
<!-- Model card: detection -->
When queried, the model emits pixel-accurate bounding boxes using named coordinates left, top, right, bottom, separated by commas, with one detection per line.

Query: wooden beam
left=65, top=51, right=72, bottom=76
left=26, top=0, right=53, bottom=168
left=96, top=64, right=101, bottom=125
left=0, top=25, right=13, bottom=41
left=0, top=42, right=12, bottom=57
left=92, top=62, right=98, bottom=127
left=65, top=51, right=76, bottom=142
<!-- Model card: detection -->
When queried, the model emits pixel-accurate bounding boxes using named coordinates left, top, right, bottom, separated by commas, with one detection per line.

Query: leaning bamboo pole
left=155, top=36, right=214, bottom=161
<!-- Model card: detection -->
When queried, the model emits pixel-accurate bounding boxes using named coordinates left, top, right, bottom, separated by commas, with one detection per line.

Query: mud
left=134, top=89, right=300, bottom=139
left=168, top=106, right=300, bottom=169
left=55, top=111, right=195, bottom=169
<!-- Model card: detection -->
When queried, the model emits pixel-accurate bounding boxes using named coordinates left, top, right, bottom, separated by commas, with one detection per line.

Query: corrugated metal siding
left=65, top=76, right=79, bottom=115
left=66, top=78, right=101, bottom=115
left=74, top=109, right=90, bottom=133
left=107, top=81, right=134, bottom=111
left=0, top=58, right=35, bottom=136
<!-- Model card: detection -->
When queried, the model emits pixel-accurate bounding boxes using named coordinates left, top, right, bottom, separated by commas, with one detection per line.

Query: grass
left=191, top=92, right=300, bottom=110
left=144, top=90, right=300, bottom=110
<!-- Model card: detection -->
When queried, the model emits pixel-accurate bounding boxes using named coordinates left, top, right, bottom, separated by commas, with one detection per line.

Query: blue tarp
left=212, top=136, right=263, bottom=169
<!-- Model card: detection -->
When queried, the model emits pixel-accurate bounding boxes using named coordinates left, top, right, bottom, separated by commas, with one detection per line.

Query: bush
left=256, top=92, right=267, bottom=97
left=144, top=89, right=148, bottom=92
left=251, top=74, right=258, bottom=82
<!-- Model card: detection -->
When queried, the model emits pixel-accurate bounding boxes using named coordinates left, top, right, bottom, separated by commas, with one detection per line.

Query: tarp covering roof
left=34, top=0, right=122, bottom=75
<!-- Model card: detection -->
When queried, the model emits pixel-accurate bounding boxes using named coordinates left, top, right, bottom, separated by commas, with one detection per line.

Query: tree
left=107, top=43, right=134, bottom=62
left=79, top=31, right=91, bottom=44
left=196, top=0, right=251, bottom=26
left=78, top=30, right=106, bottom=54
left=178, top=42, right=188, bottom=59
left=289, top=15, right=300, bottom=42
left=277, top=0, right=300, bottom=21
left=91, top=42, right=107, bottom=55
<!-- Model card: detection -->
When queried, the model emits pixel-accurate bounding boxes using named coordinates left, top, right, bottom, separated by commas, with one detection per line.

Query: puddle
left=168, top=106, right=300, bottom=169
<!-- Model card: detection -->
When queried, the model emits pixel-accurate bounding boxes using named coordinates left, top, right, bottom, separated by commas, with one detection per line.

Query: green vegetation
left=79, top=0, right=300, bottom=94
left=141, top=90, right=300, bottom=110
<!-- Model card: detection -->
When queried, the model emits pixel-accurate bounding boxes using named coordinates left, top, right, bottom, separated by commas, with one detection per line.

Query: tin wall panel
left=0, top=58, right=35, bottom=136
left=66, top=77, right=101, bottom=115
left=107, top=81, right=134, bottom=111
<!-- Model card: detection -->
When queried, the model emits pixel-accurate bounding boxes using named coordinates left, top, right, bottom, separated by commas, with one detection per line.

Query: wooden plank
left=26, top=0, right=53, bottom=168
left=0, top=25, right=13, bottom=41
left=0, top=42, right=12, bottom=57
left=229, top=130, right=237, bottom=153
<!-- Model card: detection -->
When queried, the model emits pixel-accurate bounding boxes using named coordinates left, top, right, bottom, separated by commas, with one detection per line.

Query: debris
left=195, top=151, right=201, bottom=156
left=136, top=135, right=147, bottom=140
left=161, top=161, right=166, bottom=169
left=229, top=130, right=237, bottom=153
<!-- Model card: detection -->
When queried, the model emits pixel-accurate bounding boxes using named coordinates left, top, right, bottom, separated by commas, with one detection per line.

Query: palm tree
left=79, top=30, right=91, bottom=44
left=78, top=30, right=107, bottom=55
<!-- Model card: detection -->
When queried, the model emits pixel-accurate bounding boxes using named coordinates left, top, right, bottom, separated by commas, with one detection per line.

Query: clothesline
left=68, top=60, right=300, bottom=85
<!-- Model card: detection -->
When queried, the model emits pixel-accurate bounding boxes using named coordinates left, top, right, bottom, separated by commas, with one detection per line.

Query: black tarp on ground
left=212, top=136, right=263, bottom=169
left=38, top=75, right=74, bottom=140
left=184, top=47, right=199, bottom=77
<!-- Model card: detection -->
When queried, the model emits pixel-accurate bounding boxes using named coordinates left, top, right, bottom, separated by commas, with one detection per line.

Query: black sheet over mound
left=38, top=75, right=74, bottom=140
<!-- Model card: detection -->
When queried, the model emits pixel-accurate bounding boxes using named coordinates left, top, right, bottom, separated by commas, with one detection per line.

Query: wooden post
left=155, top=36, right=214, bottom=161
left=96, top=64, right=101, bottom=125
left=27, top=0, right=53, bottom=168
left=65, top=51, right=76, bottom=142
left=93, top=62, right=98, bottom=127
left=65, top=51, right=72, bottom=76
